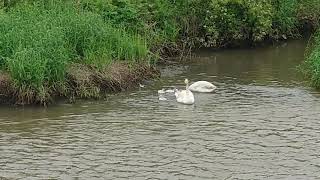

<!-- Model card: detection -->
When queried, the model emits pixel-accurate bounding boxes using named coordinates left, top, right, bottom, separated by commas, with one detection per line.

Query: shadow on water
left=1, top=39, right=320, bottom=179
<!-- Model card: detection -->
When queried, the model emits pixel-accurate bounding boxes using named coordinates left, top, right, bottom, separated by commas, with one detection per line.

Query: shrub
left=297, top=0, right=320, bottom=29
left=203, top=0, right=285, bottom=47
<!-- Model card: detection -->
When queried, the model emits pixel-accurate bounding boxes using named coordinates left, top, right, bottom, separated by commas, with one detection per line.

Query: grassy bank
left=0, top=0, right=319, bottom=105
left=302, top=31, right=320, bottom=88
left=299, top=0, right=320, bottom=88
left=0, top=1, right=152, bottom=104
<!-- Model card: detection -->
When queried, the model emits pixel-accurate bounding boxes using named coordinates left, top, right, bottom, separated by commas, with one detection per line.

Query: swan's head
left=184, top=78, right=189, bottom=85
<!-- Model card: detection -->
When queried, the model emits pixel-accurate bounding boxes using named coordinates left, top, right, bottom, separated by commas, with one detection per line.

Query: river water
left=1, top=40, right=320, bottom=179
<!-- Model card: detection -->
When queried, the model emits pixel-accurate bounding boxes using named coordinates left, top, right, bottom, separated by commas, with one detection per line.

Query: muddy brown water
left=1, top=40, right=320, bottom=179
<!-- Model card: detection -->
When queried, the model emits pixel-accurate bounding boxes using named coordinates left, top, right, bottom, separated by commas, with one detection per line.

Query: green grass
left=0, top=2, right=149, bottom=103
left=272, top=0, right=298, bottom=36
left=298, top=0, right=320, bottom=88
left=303, top=31, right=320, bottom=88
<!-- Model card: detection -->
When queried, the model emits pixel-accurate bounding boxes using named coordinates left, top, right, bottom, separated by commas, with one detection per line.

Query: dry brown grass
left=66, top=62, right=159, bottom=99
left=0, top=63, right=159, bottom=105
left=0, top=72, right=13, bottom=104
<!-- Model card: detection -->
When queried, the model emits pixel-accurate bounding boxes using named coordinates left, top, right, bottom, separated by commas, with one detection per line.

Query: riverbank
left=299, top=0, right=320, bottom=88
left=302, top=30, right=320, bottom=88
left=0, top=62, right=159, bottom=105
left=0, top=0, right=319, bottom=105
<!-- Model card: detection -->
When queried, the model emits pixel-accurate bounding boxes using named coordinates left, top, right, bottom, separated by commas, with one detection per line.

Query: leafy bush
left=202, top=0, right=300, bottom=47
left=2, top=0, right=313, bottom=49
left=297, top=0, right=320, bottom=29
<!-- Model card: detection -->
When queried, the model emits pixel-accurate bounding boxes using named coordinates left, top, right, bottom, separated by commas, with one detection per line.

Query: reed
left=0, top=3, right=149, bottom=103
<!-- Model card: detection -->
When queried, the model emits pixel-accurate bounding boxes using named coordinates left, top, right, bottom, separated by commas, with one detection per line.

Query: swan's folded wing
left=205, top=84, right=216, bottom=89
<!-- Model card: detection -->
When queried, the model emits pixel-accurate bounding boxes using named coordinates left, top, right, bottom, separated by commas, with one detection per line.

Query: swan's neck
left=185, top=83, right=190, bottom=95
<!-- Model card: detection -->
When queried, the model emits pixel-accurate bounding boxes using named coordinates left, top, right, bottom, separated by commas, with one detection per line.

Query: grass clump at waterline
left=299, top=0, right=320, bottom=88
left=302, top=30, right=320, bottom=88
left=0, top=3, right=152, bottom=105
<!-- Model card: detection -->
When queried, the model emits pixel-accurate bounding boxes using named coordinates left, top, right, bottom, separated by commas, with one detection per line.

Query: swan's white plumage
left=174, top=89, right=194, bottom=105
left=188, top=81, right=216, bottom=93
left=165, top=89, right=175, bottom=93
left=174, top=79, right=195, bottom=105
left=158, top=89, right=165, bottom=94
left=158, top=95, right=167, bottom=101
left=158, top=89, right=175, bottom=94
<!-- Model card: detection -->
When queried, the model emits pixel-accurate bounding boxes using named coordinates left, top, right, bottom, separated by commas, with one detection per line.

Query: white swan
left=158, top=95, right=167, bottom=101
left=188, top=81, right=217, bottom=93
left=165, top=89, right=175, bottom=93
left=158, top=88, right=175, bottom=94
left=158, top=89, right=165, bottom=94
left=174, top=79, right=195, bottom=105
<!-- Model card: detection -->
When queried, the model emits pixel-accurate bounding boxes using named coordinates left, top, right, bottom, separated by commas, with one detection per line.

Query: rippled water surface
left=1, top=40, right=320, bottom=179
